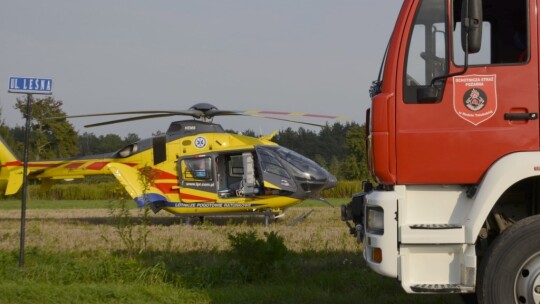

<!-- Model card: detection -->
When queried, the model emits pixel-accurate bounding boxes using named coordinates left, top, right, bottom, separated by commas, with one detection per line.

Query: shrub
left=227, top=230, right=288, bottom=282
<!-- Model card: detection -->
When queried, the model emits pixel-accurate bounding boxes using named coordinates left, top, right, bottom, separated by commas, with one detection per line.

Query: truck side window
left=452, top=21, right=491, bottom=65
left=403, top=0, right=447, bottom=104
left=452, top=0, right=528, bottom=65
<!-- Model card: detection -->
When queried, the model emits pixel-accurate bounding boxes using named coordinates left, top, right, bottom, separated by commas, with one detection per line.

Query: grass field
left=0, top=199, right=464, bottom=303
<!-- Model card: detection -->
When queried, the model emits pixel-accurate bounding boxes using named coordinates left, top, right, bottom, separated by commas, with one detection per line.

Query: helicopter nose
left=296, top=171, right=337, bottom=195
left=300, top=172, right=338, bottom=194
left=323, top=173, right=338, bottom=190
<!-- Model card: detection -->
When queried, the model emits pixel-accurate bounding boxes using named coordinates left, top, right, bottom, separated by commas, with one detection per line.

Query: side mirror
left=461, top=0, right=483, bottom=53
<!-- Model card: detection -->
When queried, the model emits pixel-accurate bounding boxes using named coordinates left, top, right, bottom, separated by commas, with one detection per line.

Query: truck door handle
left=504, top=113, right=538, bottom=121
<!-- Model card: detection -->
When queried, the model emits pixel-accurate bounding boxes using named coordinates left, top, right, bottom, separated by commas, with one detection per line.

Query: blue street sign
left=8, top=77, right=52, bottom=94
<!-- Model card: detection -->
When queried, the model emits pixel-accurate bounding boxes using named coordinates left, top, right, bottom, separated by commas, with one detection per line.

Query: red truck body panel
left=370, top=0, right=540, bottom=185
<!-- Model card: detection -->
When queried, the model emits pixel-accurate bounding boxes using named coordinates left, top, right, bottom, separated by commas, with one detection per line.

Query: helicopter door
left=178, top=156, right=216, bottom=194
left=216, top=152, right=259, bottom=198
left=255, top=147, right=297, bottom=193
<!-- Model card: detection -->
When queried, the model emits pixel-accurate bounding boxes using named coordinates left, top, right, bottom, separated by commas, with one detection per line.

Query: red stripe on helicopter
left=86, top=162, right=109, bottom=170
left=85, top=161, right=137, bottom=170
left=155, top=183, right=178, bottom=194
left=1, top=161, right=59, bottom=168
left=1, top=160, right=138, bottom=170
left=2, top=161, right=23, bottom=167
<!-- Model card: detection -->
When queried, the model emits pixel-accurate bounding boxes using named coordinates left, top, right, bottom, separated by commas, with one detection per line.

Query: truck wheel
left=477, top=214, right=540, bottom=304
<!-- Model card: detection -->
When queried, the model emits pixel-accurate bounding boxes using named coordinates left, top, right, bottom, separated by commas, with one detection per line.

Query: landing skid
left=177, top=210, right=281, bottom=228
left=287, top=209, right=314, bottom=226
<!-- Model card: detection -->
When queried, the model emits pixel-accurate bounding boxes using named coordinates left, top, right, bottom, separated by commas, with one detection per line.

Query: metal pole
left=19, top=93, right=32, bottom=268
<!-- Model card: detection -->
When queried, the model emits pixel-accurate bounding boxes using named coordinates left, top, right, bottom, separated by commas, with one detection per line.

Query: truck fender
left=465, top=152, right=540, bottom=243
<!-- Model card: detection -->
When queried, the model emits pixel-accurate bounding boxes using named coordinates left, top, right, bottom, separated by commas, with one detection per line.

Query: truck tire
left=477, top=214, right=540, bottom=304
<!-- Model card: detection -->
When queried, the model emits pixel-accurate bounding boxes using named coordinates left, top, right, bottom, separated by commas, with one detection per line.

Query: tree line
left=0, top=96, right=369, bottom=180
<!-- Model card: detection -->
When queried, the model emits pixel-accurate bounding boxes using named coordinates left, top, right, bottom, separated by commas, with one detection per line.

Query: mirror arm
left=429, top=23, right=470, bottom=87
left=429, top=56, right=468, bottom=87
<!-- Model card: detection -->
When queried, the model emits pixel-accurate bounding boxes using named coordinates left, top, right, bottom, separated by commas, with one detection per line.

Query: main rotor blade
left=205, top=110, right=244, bottom=117
left=84, top=113, right=180, bottom=128
left=50, top=103, right=351, bottom=129
left=206, top=109, right=348, bottom=127
left=55, top=110, right=202, bottom=120
left=243, top=110, right=351, bottom=121
left=242, top=114, right=327, bottom=128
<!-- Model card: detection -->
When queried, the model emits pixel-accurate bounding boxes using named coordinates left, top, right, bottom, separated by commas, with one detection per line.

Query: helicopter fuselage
left=0, top=120, right=337, bottom=216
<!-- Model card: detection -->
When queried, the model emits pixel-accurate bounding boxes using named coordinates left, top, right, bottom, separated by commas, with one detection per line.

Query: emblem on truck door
left=464, top=88, right=487, bottom=111
left=453, top=74, right=497, bottom=126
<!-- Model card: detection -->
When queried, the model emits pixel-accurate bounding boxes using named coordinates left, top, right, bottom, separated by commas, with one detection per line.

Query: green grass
left=0, top=249, right=462, bottom=304
left=0, top=200, right=464, bottom=303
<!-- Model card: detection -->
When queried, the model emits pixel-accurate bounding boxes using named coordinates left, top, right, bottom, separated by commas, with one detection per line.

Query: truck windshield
left=403, top=0, right=447, bottom=103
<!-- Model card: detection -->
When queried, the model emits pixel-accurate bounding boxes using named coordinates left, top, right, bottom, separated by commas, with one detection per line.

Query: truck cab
left=342, top=1, right=540, bottom=303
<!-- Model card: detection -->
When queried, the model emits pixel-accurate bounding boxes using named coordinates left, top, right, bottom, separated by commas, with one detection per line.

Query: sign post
left=8, top=77, right=52, bottom=267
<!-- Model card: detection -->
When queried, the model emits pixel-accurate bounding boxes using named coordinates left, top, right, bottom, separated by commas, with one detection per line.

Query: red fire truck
left=341, top=0, right=540, bottom=303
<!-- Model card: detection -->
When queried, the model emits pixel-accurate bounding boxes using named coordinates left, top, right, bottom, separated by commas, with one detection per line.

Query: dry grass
left=0, top=206, right=359, bottom=254
left=0, top=203, right=466, bottom=303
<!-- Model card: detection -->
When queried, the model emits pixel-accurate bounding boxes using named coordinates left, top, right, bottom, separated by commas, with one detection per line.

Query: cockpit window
left=181, top=157, right=213, bottom=181
left=257, top=147, right=291, bottom=179
left=266, top=146, right=329, bottom=182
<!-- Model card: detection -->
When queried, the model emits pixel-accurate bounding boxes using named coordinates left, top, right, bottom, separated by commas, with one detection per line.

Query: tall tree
left=78, top=132, right=141, bottom=156
left=341, top=123, right=367, bottom=180
left=78, top=132, right=100, bottom=156
left=318, top=122, right=348, bottom=163
left=97, top=134, right=124, bottom=153
left=123, top=133, right=140, bottom=145
left=0, top=107, right=13, bottom=142
left=15, top=96, right=79, bottom=160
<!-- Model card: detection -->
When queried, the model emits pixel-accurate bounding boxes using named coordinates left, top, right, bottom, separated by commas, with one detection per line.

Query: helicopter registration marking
left=184, top=182, right=215, bottom=187
left=194, top=136, right=207, bottom=149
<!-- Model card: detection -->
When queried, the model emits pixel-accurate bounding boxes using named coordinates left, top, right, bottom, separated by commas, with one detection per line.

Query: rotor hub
left=190, top=103, right=218, bottom=112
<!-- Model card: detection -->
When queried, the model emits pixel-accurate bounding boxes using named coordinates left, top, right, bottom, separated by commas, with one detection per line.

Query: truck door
left=395, top=0, right=538, bottom=184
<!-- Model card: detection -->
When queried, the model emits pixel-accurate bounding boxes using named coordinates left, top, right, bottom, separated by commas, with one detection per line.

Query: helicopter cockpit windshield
left=256, top=146, right=336, bottom=194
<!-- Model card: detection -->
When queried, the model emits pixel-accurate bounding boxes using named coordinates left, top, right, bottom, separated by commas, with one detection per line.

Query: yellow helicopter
left=0, top=103, right=339, bottom=222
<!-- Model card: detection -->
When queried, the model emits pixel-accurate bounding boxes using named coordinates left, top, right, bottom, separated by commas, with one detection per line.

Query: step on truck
left=341, top=0, right=540, bottom=303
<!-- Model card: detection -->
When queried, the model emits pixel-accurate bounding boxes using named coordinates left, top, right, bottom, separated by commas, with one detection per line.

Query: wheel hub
left=515, top=252, right=540, bottom=304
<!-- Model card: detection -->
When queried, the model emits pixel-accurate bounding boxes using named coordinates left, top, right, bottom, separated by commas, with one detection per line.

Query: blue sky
left=0, top=1, right=401, bottom=138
